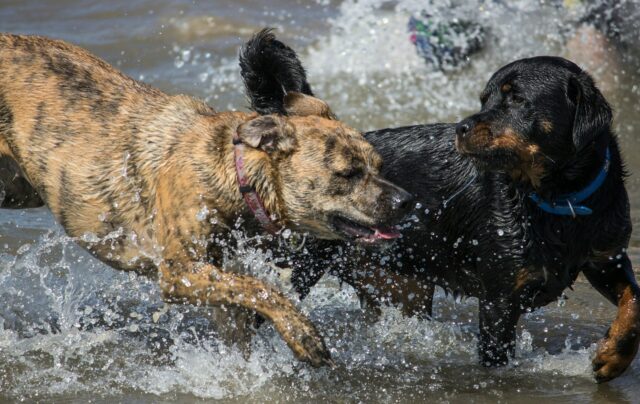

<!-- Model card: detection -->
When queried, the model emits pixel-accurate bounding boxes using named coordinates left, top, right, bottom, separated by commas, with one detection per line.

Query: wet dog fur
left=241, top=36, right=640, bottom=382
left=0, top=31, right=413, bottom=367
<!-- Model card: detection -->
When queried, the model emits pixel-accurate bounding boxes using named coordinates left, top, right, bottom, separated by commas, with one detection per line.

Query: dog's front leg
left=583, top=253, right=640, bottom=382
left=159, top=262, right=333, bottom=367
left=478, top=294, right=520, bottom=367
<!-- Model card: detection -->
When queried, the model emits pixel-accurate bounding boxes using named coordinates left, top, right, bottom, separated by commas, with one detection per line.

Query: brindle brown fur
left=0, top=33, right=408, bottom=367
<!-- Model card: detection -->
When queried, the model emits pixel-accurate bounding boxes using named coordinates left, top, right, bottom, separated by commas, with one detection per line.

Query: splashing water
left=1, top=0, right=640, bottom=401
left=1, top=210, right=635, bottom=401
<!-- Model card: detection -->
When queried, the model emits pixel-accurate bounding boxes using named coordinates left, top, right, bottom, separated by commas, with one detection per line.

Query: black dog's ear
left=567, top=71, right=612, bottom=151
left=239, top=28, right=315, bottom=116
left=237, top=115, right=296, bottom=153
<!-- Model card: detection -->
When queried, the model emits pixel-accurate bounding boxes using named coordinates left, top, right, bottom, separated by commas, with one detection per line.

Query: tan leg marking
left=593, top=285, right=640, bottom=382
left=160, top=262, right=333, bottom=367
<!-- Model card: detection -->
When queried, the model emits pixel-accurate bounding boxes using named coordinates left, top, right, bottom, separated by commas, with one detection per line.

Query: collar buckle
left=528, top=147, right=610, bottom=217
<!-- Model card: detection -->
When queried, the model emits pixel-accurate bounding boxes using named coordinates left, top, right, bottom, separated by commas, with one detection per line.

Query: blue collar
left=528, top=147, right=610, bottom=217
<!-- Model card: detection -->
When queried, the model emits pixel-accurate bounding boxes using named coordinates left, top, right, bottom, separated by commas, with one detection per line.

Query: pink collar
left=233, top=131, right=281, bottom=234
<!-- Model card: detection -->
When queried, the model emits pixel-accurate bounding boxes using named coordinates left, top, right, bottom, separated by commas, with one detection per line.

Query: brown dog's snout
left=378, top=180, right=414, bottom=224
left=390, top=187, right=413, bottom=217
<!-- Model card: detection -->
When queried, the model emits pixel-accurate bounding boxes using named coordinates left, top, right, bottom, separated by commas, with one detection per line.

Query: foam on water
left=2, top=0, right=640, bottom=401
left=0, top=218, right=616, bottom=399
left=1, top=211, right=611, bottom=400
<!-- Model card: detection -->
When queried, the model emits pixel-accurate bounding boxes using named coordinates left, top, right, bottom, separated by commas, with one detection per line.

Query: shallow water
left=1, top=0, right=640, bottom=402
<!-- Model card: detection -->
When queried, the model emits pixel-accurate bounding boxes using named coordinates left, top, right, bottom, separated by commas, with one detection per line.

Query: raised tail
left=239, top=28, right=314, bottom=115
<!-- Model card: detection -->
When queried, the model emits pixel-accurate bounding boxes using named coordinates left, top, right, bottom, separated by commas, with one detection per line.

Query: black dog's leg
left=583, top=253, right=640, bottom=382
left=291, top=263, right=328, bottom=301
left=478, top=295, right=520, bottom=366
left=0, top=156, right=44, bottom=208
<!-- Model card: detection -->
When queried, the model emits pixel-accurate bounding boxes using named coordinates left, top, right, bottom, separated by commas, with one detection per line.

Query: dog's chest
left=75, top=225, right=161, bottom=275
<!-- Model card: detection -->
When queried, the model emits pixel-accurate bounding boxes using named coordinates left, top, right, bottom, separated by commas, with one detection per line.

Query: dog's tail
left=239, top=28, right=314, bottom=115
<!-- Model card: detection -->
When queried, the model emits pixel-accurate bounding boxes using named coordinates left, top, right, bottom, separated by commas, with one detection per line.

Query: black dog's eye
left=510, top=93, right=525, bottom=105
left=335, top=168, right=363, bottom=180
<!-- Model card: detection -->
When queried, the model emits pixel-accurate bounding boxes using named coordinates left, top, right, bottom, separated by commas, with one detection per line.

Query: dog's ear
left=284, top=92, right=336, bottom=119
left=567, top=71, right=612, bottom=151
left=237, top=115, right=296, bottom=153
left=240, top=28, right=315, bottom=116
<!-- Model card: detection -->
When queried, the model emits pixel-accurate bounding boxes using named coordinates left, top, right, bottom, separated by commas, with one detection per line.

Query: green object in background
left=408, top=13, right=485, bottom=69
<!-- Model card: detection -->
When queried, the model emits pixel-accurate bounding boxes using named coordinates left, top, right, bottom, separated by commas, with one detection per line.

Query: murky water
left=1, top=0, right=640, bottom=402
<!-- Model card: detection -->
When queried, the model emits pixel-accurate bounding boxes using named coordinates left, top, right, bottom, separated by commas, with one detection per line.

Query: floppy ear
left=284, top=92, right=336, bottom=119
left=567, top=72, right=612, bottom=151
left=237, top=115, right=296, bottom=153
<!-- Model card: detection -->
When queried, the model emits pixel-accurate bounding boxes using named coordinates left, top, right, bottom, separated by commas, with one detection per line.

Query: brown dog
left=0, top=33, right=413, bottom=366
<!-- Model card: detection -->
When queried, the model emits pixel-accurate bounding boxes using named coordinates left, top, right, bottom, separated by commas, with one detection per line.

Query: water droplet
left=17, top=243, right=31, bottom=254
left=196, top=206, right=209, bottom=221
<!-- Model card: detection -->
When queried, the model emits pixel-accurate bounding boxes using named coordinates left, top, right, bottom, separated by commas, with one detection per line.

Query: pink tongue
left=372, top=227, right=401, bottom=239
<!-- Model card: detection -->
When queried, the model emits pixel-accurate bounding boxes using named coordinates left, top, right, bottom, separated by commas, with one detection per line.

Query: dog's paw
left=297, top=333, right=334, bottom=368
left=278, top=313, right=334, bottom=368
left=592, top=331, right=638, bottom=383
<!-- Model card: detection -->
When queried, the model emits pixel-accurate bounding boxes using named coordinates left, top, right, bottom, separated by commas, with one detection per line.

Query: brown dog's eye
left=335, top=168, right=363, bottom=180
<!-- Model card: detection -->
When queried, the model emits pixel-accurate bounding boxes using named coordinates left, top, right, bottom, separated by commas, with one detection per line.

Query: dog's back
left=0, top=34, right=224, bottom=271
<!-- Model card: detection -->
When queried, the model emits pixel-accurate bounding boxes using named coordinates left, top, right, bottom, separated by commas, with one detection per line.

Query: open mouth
left=330, top=215, right=401, bottom=243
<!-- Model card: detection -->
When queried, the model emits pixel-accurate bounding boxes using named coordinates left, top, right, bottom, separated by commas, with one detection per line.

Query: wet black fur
left=239, top=28, right=313, bottom=115
left=0, top=93, right=43, bottom=208
left=239, top=34, right=640, bottom=377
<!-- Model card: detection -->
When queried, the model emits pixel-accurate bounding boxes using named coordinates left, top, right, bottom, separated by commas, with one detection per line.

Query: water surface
left=1, top=0, right=640, bottom=402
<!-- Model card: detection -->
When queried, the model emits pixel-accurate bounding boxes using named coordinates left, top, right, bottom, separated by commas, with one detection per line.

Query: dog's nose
left=456, top=120, right=472, bottom=139
left=390, top=188, right=414, bottom=217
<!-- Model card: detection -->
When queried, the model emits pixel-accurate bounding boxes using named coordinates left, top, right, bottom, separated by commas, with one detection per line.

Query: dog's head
left=237, top=93, right=413, bottom=244
left=455, top=56, right=612, bottom=188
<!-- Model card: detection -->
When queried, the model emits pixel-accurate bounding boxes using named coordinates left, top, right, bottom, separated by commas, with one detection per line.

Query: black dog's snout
left=456, top=120, right=472, bottom=139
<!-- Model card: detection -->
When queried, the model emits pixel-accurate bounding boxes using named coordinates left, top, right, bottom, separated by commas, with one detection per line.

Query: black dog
left=240, top=31, right=640, bottom=382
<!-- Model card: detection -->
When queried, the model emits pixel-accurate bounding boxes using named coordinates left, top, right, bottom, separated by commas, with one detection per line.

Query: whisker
left=539, top=151, right=556, bottom=164
left=443, top=173, right=478, bottom=207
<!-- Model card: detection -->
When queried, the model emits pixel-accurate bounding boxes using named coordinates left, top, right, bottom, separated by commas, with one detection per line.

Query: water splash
left=2, top=0, right=640, bottom=401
